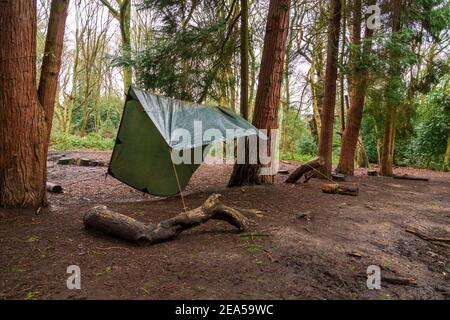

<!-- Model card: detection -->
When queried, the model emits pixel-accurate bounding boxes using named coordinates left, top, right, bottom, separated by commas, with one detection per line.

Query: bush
left=50, top=132, right=115, bottom=151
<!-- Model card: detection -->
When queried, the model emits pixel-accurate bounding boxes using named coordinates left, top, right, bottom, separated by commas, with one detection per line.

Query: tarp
left=108, top=87, right=265, bottom=197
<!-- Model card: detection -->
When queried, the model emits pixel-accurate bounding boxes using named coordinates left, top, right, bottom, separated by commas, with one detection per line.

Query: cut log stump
left=58, top=157, right=79, bottom=165
left=286, top=158, right=325, bottom=184
left=46, top=182, right=63, bottom=194
left=79, top=158, right=91, bottom=167
left=83, top=194, right=252, bottom=245
left=322, top=183, right=359, bottom=196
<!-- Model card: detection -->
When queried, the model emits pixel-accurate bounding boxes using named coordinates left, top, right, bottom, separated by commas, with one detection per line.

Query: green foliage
left=50, top=132, right=115, bottom=151
left=133, top=0, right=238, bottom=104
left=400, top=78, right=450, bottom=169
left=70, top=96, right=122, bottom=136
left=280, top=111, right=317, bottom=161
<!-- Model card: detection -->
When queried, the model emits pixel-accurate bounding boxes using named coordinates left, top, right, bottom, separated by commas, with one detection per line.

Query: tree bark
left=240, top=0, right=249, bottom=120
left=381, top=0, right=402, bottom=177
left=317, top=0, right=342, bottom=177
left=0, top=0, right=47, bottom=208
left=336, top=0, right=374, bottom=175
left=228, top=0, right=290, bottom=187
left=84, top=194, right=250, bottom=245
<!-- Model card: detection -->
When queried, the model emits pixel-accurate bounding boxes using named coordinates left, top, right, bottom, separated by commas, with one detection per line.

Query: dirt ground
left=0, top=150, right=449, bottom=300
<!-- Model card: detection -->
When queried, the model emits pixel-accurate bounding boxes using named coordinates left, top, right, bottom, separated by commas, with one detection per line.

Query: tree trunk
left=356, top=133, right=368, bottom=168
left=38, top=0, right=69, bottom=142
left=337, top=0, right=374, bottom=175
left=84, top=194, right=250, bottom=245
left=228, top=0, right=290, bottom=187
left=381, top=0, right=402, bottom=177
left=0, top=0, right=47, bottom=208
left=38, top=0, right=69, bottom=200
left=240, top=0, right=249, bottom=120
left=339, top=0, right=347, bottom=135
left=120, top=0, right=132, bottom=95
left=100, top=0, right=132, bottom=96
left=317, top=0, right=342, bottom=177
left=444, top=135, right=450, bottom=172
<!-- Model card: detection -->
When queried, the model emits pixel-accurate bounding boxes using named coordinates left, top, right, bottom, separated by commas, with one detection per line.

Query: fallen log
left=285, top=158, right=324, bottom=184
left=331, top=173, right=346, bottom=182
left=84, top=194, right=251, bottom=245
left=322, top=183, right=359, bottom=196
left=383, top=277, right=417, bottom=287
left=46, top=182, right=63, bottom=194
left=393, top=174, right=429, bottom=182
left=406, top=229, right=450, bottom=243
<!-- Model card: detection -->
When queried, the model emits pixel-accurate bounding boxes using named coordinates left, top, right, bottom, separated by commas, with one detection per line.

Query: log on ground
left=393, top=174, right=429, bottom=182
left=322, top=183, right=359, bottom=196
left=285, top=158, right=325, bottom=184
left=46, top=182, right=63, bottom=194
left=83, top=194, right=251, bottom=245
left=331, top=173, right=346, bottom=182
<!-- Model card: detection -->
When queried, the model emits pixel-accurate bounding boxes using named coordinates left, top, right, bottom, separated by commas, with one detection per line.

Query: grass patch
left=50, top=132, right=114, bottom=151
left=245, top=244, right=262, bottom=255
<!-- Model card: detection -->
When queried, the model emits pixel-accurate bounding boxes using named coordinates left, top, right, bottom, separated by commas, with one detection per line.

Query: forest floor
left=0, top=150, right=449, bottom=300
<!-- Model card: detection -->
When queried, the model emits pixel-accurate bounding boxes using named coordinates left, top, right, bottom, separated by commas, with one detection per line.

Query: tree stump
left=79, top=158, right=91, bottom=167
left=322, top=183, right=359, bottom=196
left=84, top=194, right=252, bottom=245
left=58, top=157, right=79, bottom=165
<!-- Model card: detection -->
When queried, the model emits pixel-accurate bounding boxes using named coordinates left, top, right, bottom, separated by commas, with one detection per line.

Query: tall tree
left=0, top=1, right=42, bottom=207
left=240, top=0, right=250, bottom=120
left=0, top=0, right=68, bottom=208
left=100, top=0, right=132, bottom=96
left=380, top=0, right=402, bottom=176
left=228, top=0, right=290, bottom=187
left=318, top=0, right=342, bottom=177
left=336, top=0, right=374, bottom=175
left=38, top=0, right=70, bottom=148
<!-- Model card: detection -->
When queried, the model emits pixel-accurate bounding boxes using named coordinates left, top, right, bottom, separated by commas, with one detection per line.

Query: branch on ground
left=83, top=194, right=252, bottom=245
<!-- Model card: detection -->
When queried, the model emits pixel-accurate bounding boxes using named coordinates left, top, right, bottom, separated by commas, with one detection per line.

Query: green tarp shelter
left=108, top=87, right=265, bottom=196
